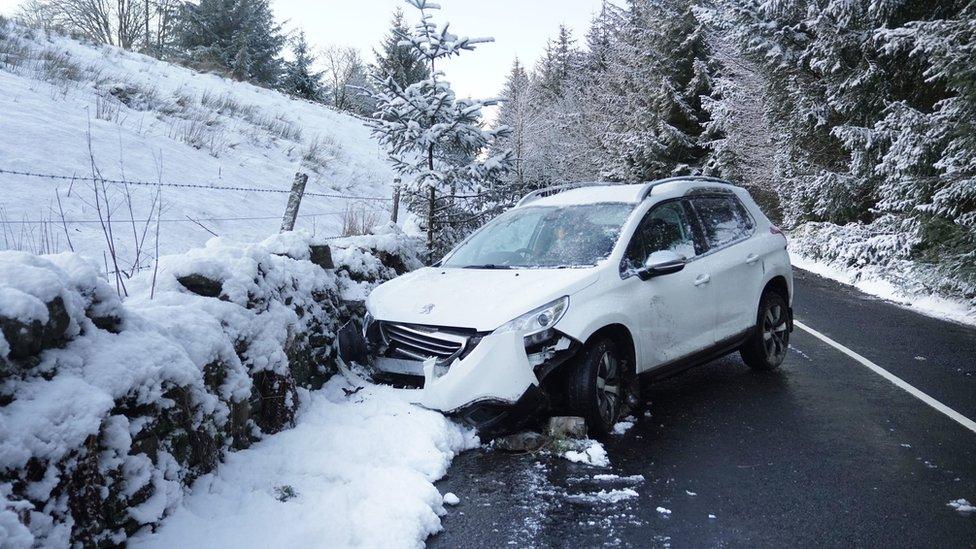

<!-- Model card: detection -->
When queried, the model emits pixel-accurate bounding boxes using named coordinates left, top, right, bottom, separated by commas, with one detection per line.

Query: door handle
left=745, top=253, right=761, bottom=265
left=694, top=274, right=711, bottom=287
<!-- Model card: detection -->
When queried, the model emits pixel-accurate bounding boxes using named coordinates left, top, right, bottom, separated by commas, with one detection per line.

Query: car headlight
left=494, top=296, right=569, bottom=338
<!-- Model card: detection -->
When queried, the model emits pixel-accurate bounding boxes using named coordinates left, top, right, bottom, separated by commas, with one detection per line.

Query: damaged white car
left=340, top=176, right=793, bottom=437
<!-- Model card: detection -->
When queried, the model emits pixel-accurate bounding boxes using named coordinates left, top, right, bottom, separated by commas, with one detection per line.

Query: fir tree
left=280, top=31, right=323, bottom=101
left=181, top=0, right=285, bottom=86
left=373, top=7, right=430, bottom=89
left=367, top=0, right=512, bottom=257
left=492, top=59, right=532, bottom=195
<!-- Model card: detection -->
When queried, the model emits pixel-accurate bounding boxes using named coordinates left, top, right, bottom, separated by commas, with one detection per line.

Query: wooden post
left=391, top=179, right=401, bottom=223
left=427, top=185, right=435, bottom=264
left=280, top=172, right=309, bottom=233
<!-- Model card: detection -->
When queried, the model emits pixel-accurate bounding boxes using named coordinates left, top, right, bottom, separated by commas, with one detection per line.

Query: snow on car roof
left=525, top=183, right=652, bottom=207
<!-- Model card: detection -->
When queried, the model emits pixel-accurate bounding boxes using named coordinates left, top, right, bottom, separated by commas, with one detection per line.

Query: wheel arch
left=763, top=275, right=790, bottom=302
left=584, top=323, right=637, bottom=373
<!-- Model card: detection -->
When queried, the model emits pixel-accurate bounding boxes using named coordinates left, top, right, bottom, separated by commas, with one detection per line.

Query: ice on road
left=132, top=378, right=478, bottom=549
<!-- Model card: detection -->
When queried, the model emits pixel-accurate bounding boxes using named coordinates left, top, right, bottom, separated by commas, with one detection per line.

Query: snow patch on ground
left=791, top=254, right=976, bottom=327
left=948, top=499, right=976, bottom=514
left=563, top=440, right=610, bottom=468
left=612, top=416, right=636, bottom=435
left=132, top=377, right=478, bottom=548
left=442, top=492, right=460, bottom=506
left=566, top=488, right=639, bottom=504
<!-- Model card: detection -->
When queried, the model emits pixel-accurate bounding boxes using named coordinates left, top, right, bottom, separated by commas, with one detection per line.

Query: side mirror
left=637, top=250, right=686, bottom=281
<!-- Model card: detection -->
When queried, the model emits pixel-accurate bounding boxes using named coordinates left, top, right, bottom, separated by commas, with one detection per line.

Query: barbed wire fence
left=0, top=166, right=507, bottom=273
left=0, top=166, right=402, bottom=290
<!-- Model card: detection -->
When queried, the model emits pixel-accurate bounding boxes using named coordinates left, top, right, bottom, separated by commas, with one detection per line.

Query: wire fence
left=0, top=167, right=394, bottom=232
left=0, top=168, right=394, bottom=202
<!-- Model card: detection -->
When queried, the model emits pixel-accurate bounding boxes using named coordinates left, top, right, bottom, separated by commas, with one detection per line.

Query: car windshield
left=442, top=203, right=635, bottom=269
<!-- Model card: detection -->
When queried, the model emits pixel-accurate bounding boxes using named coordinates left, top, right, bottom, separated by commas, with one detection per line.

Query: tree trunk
left=427, top=185, right=435, bottom=264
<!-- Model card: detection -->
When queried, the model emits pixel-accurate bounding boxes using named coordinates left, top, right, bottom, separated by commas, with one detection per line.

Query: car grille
left=381, top=322, right=470, bottom=361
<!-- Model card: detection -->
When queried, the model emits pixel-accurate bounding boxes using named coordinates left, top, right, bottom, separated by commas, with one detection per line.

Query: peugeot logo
left=418, top=303, right=435, bottom=315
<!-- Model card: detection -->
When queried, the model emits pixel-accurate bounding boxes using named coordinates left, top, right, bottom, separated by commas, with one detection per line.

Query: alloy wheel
left=595, top=351, right=621, bottom=425
left=762, top=303, right=789, bottom=364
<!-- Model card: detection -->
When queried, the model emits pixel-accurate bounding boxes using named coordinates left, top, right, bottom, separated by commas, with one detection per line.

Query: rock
left=176, top=274, right=223, bottom=298
left=0, top=296, right=71, bottom=360
left=309, top=245, right=334, bottom=269
left=494, top=430, right=547, bottom=452
left=547, top=416, right=588, bottom=439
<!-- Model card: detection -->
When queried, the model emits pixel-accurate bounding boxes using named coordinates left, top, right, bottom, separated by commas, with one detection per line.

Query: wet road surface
left=429, top=269, right=976, bottom=548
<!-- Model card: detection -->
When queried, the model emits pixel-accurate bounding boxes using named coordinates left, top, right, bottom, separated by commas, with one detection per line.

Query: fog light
left=523, top=328, right=554, bottom=347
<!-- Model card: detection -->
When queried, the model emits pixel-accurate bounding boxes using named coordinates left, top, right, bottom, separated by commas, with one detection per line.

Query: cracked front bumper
left=338, top=320, right=576, bottom=435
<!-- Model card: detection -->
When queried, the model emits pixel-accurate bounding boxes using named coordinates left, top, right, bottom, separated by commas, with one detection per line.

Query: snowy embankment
left=133, top=379, right=477, bottom=548
left=0, top=20, right=397, bottom=264
left=0, top=226, right=474, bottom=547
left=788, top=223, right=976, bottom=326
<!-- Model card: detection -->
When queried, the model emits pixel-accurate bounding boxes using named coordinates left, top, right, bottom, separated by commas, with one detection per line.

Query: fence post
left=391, top=179, right=401, bottom=223
left=280, top=172, right=309, bottom=233
left=427, top=185, right=435, bottom=264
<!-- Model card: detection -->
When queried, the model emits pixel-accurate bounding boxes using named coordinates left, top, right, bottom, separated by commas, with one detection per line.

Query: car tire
left=740, top=290, right=790, bottom=371
left=567, top=338, right=626, bottom=437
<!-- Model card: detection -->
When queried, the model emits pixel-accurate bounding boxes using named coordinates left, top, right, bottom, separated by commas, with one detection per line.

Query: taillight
left=770, top=225, right=787, bottom=244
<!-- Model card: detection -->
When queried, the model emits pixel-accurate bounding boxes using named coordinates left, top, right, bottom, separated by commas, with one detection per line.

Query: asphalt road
left=429, top=269, right=976, bottom=548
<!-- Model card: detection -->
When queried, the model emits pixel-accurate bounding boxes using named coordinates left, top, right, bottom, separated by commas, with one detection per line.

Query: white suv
left=349, top=177, right=793, bottom=437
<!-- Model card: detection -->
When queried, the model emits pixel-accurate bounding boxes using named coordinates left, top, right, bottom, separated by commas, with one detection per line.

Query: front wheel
left=566, top=338, right=626, bottom=437
left=740, top=291, right=790, bottom=371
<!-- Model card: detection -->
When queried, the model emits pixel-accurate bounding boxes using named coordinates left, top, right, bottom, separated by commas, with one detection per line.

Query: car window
left=623, top=201, right=697, bottom=271
left=690, top=196, right=753, bottom=249
left=463, top=207, right=545, bottom=259
left=442, top=203, right=635, bottom=268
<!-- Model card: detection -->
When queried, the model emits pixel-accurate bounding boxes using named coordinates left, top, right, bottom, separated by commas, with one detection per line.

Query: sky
left=0, top=0, right=605, bottom=99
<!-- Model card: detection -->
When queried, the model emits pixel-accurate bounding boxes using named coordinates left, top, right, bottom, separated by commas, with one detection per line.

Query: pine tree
left=280, top=31, right=323, bottom=100
left=492, top=59, right=532, bottom=196
left=535, top=25, right=583, bottom=100
left=593, top=0, right=715, bottom=181
left=181, top=0, right=285, bottom=86
left=373, top=7, right=430, bottom=89
left=367, top=0, right=512, bottom=257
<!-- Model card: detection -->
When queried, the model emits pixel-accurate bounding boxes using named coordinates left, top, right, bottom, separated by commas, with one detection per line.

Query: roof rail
left=639, top=175, right=733, bottom=200
left=515, top=181, right=614, bottom=207
left=515, top=176, right=734, bottom=207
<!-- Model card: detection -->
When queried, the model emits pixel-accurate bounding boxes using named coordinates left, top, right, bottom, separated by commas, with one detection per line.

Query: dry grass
left=300, top=135, right=344, bottom=173
left=166, top=115, right=228, bottom=158
left=0, top=205, right=64, bottom=255
left=200, top=89, right=256, bottom=118
left=341, top=205, right=383, bottom=237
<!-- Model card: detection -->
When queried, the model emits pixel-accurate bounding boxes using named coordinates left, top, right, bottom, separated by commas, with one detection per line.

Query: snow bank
left=0, top=227, right=423, bottom=547
left=0, top=19, right=397, bottom=262
left=132, top=378, right=477, bottom=549
left=789, top=221, right=976, bottom=326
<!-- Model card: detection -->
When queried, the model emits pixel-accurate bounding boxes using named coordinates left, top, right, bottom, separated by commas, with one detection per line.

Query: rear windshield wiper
left=462, top=264, right=513, bottom=269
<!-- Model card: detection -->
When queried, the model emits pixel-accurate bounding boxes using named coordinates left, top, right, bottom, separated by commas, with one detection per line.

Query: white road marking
left=794, top=320, right=976, bottom=435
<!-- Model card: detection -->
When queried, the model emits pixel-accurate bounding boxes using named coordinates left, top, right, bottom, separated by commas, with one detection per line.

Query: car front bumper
left=337, top=320, right=574, bottom=435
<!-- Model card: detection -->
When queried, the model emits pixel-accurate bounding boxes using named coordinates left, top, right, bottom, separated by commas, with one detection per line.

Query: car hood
left=366, top=267, right=601, bottom=332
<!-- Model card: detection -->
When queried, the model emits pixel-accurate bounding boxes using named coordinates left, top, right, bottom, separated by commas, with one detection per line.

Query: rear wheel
left=567, top=338, right=626, bottom=437
left=740, top=291, right=790, bottom=371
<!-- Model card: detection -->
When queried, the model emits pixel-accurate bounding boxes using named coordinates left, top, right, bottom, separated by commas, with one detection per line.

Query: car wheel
left=740, top=290, right=790, bottom=371
left=567, top=338, right=625, bottom=437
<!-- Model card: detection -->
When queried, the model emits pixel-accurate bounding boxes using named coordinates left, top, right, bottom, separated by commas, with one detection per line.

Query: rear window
left=690, top=196, right=754, bottom=249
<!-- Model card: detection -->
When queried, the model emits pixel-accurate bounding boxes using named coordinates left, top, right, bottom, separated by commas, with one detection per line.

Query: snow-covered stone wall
left=0, top=225, right=422, bottom=547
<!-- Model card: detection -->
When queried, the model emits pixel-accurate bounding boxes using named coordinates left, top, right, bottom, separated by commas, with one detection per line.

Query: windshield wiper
left=462, top=264, right=513, bottom=270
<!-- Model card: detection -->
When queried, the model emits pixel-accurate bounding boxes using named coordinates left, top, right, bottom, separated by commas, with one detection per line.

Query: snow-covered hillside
left=0, top=21, right=396, bottom=273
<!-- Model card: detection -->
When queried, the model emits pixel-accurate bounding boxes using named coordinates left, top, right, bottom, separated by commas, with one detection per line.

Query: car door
left=621, top=200, right=716, bottom=369
left=688, top=194, right=764, bottom=342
